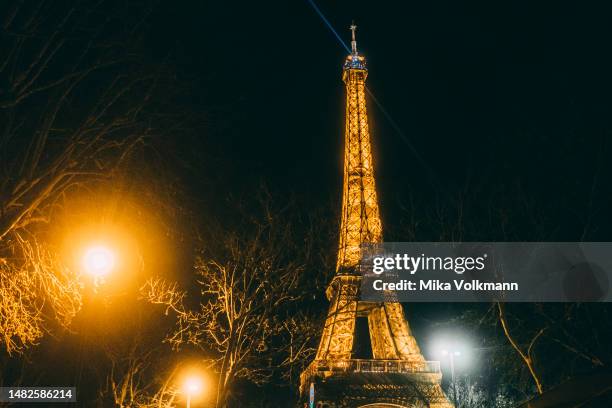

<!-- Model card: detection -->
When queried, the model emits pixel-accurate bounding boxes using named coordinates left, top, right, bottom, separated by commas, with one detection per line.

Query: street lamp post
left=442, top=349, right=461, bottom=407
left=183, top=375, right=203, bottom=408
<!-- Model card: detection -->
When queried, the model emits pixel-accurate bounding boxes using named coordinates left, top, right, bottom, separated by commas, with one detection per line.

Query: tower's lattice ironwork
left=300, top=25, right=454, bottom=408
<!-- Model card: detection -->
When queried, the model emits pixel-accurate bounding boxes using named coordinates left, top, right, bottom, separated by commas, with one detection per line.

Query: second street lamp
left=441, top=348, right=461, bottom=407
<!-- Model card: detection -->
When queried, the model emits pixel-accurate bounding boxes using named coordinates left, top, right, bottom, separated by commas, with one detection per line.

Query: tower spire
left=350, top=22, right=358, bottom=54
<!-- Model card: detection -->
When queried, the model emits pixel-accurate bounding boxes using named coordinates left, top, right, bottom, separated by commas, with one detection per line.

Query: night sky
left=145, top=0, right=612, bottom=241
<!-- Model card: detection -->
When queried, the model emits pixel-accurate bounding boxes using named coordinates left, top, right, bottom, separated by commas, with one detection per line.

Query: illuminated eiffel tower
left=299, top=25, right=454, bottom=408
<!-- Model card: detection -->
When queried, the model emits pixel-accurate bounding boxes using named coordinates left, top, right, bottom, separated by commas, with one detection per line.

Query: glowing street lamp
left=82, top=245, right=116, bottom=286
left=183, top=375, right=204, bottom=408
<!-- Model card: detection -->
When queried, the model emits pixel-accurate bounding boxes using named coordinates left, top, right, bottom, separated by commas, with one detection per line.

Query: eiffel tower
left=299, top=25, right=454, bottom=408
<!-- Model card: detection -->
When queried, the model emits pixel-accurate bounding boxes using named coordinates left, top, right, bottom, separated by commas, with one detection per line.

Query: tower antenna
left=350, top=21, right=358, bottom=55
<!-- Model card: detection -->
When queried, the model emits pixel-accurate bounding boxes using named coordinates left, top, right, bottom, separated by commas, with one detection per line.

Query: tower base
left=300, top=360, right=454, bottom=408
